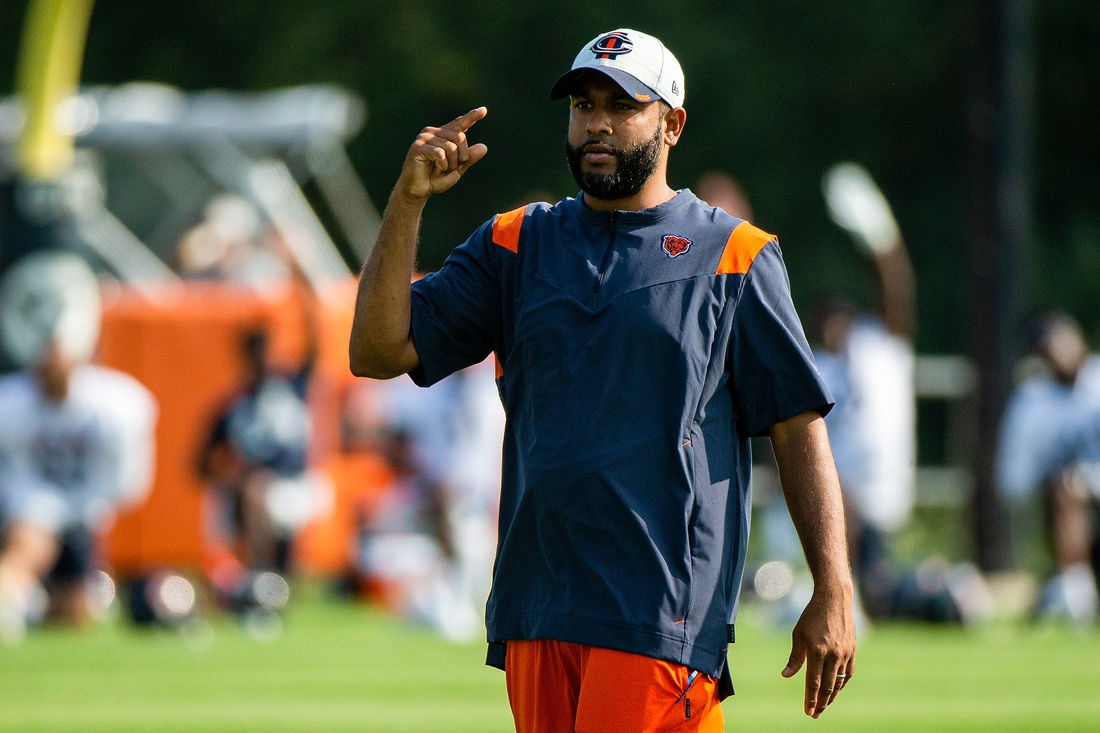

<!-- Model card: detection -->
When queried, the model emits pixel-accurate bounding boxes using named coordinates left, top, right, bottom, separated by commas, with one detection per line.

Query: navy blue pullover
left=408, top=191, right=830, bottom=696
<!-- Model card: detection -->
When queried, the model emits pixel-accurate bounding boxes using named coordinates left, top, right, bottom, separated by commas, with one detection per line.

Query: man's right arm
left=349, top=107, right=488, bottom=380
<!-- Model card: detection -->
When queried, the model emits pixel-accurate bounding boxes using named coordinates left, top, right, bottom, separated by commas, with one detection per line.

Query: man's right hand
left=398, top=107, right=489, bottom=201
left=350, top=107, right=488, bottom=380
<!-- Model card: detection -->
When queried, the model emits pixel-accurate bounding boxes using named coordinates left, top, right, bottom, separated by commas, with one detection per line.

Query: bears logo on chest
left=661, top=234, right=693, bottom=259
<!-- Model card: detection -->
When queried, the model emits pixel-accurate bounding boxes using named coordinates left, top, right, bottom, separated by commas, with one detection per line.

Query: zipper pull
left=593, top=211, right=618, bottom=295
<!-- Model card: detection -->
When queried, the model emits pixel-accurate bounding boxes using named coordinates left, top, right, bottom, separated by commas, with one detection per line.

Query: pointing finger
left=446, top=106, right=488, bottom=133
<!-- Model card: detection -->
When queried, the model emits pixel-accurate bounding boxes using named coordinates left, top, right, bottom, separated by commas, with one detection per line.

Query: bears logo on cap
left=661, top=234, right=693, bottom=258
left=591, top=31, right=633, bottom=60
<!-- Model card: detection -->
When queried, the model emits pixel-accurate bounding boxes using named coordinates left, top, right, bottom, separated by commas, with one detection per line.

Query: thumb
left=454, top=143, right=488, bottom=177
left=782, top=636, right=806, bottom=678
left=465, top=142, right=489, bottom=167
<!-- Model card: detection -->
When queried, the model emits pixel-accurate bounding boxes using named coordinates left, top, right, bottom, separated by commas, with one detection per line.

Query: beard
left=566, top=124, right=663, bottom=201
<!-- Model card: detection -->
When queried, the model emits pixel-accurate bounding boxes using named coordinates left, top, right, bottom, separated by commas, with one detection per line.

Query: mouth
left=582, top=143, right=616, bottom=165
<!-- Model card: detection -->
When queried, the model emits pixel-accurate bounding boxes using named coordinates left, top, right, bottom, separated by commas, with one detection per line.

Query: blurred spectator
left=356, top=390, right=457, bottom=637
left=0, top=252, right=157, bottom=643
left=997, top=312, right=1100, bottom=625
left=817, top=163, right=917, bottom=620
left=445, top=359, right=505, bottom=630
left=346, top=358, right=503, bottom=641
left=197, top=262, right=322, bottom=594
left=176, top=194, right=290, bottom=287
left=694, top=171, right=753, bottom=222
left=812, top=165, right=995, bottom=626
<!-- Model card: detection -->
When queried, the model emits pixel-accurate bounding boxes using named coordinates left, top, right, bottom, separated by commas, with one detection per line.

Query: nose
left=584, top=107, right=613, bottom=136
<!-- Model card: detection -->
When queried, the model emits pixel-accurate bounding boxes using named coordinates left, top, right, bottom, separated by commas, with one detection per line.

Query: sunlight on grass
left=0, top=590, right=1097, bottom=732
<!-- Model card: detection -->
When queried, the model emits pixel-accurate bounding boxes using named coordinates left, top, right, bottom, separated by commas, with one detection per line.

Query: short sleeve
left=408, top=218, right=501, bottom=387
left=729, top=242, right=832, bottom=437
left=995, top=390, right=1047, bottom=499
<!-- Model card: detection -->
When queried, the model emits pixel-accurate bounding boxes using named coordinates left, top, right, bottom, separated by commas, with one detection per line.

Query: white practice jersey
left=0, top=365, right=158, bottom=532
left=996, top=356, right=1100, bottom=501
left=815, top=318, right=916, bottom=532
left=370, top=358, right=505, bottom=516
left=447, top=359, right=506, bottom=519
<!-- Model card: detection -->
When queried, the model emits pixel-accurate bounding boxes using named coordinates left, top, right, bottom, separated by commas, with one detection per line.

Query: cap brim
left=549, top=67, right=661, bottom=104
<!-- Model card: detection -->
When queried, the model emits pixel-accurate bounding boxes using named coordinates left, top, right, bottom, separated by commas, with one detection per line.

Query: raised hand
left=398, top=107, right=489, bottom=201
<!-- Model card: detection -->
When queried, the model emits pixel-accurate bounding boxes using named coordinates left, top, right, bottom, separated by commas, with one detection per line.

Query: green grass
left=1, top=590, right=1098, bottom=732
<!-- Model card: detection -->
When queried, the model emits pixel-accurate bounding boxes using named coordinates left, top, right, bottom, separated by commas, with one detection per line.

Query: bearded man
left=350, top=28, right=856, bottom=732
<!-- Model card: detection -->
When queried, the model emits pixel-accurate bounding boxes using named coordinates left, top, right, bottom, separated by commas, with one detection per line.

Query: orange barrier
left=97, top=278, right=387, bottom=577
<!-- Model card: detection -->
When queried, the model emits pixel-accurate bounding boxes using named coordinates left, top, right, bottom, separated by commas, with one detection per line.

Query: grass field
left=1, top=588, right=1098, bottom=732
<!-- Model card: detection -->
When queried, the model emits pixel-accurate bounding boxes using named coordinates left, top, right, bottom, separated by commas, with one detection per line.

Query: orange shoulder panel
left=716, top=221, right=775, bottom=275
left=492, top=206, right=527, bottom=253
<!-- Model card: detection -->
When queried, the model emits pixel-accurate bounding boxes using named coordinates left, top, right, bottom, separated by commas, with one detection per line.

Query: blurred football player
left=818, top=163, right=917, bottom=619
left=349, top=357, right=503, bottom=642
left=0, top=252, right=157, bottom=643
left=197, top=263, right=324, bottom=595
left=997, top=312, right=1100, bottom=625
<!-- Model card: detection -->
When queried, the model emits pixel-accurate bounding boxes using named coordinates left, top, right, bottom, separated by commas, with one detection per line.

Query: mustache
left=576, top=138, right=624, bottom=156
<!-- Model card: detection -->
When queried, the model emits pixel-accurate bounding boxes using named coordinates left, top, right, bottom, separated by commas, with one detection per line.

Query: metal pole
left=15, top=0, right=96, bottom=181
left=969, top=0, right=1033, bottom=572
left=2, top=0, right=96, bottom=279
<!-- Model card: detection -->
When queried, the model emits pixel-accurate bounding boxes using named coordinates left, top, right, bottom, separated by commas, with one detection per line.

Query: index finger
left=445, top=106, right=488, bottom=133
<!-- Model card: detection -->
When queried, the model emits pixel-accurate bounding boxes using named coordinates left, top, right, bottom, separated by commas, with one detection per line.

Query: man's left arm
left=769, top=410, right=856, bottom=719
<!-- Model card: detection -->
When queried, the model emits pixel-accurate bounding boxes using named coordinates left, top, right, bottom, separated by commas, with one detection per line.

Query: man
left=345, top=355, right=503, bottom=641
left=350, top=29, right=855, bottom=730
left=0, top=251, right=157, bottom=643
left=997, top=313, right=1100, bottom=624
left=695, top=171, right=754, bottom=222
left=815, top=162, right=917, bottom=619
left=199, top=263, right=321, bottom=585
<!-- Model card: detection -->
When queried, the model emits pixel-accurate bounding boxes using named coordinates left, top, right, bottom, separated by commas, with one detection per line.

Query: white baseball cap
left=550, top=29, right=685, bottom=108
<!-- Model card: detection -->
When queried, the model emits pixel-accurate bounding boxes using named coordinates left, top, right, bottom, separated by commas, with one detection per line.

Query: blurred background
left=0, top=1, right=1098, bottom=731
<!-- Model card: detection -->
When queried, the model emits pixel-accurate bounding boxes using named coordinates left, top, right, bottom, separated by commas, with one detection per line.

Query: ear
left=663, top=107, right=687, bottom=147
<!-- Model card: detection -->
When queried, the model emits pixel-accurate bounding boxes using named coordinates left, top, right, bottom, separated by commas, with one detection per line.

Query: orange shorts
left=505, top=639, right=725, bottom=733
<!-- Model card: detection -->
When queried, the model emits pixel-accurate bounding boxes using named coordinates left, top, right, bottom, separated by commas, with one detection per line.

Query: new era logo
left=661, top=234, right=693, bottom=258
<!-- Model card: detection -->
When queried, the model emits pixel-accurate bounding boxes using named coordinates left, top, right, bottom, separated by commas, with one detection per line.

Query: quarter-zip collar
left=576, top=189, right=695, bottom=226
left=593, top=210, right=617, bottom=295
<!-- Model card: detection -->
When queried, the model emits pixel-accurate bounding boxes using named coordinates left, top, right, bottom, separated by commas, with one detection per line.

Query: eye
left=571, top=99, right=593, bottom=110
